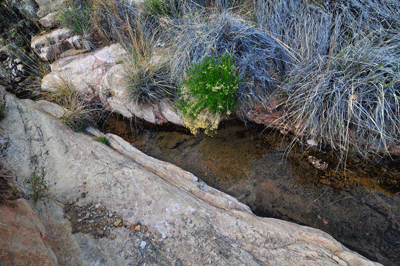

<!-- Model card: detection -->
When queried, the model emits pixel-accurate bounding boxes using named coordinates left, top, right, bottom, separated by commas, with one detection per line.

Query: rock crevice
left=0, top=94, right=382, bottom=265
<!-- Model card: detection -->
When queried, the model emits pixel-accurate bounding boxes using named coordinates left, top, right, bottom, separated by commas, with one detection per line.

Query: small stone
left=95, top=203, right=101, bottom=208
left=89, top=220, right=94, bottom=224
left=147, top=200, right=152, bottom=205
left=307, top=139, right=318, bottom=146
left=308, top=156, right=328, bottom=170
left=14, top=58, right=21, bottom=64
left=109, top=234, right=116, bottom=240
left=134, top=225, right=141, bottom=231
left=77, top=219, right=83, bottom=223
left=108, top=213, right=113, bottom=218
left=140, top=241, right=147, bottom=249
left=97, top=230, right=104, bottom=236
left=167, top=248, right=171, bottom=253
left=16, top=64, right=24, bottom=71
left=69, top=200, right=74, bottom=205
left=114, top=219, right=122, bottom=227
left=81, top=192, right=87, bottom=198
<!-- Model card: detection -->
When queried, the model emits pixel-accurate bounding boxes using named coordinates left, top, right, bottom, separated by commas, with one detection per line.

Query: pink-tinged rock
left=160, top=99, right=184, bottom=125
left=31, top=29, right=86, bottom=61
left=0, top=199, right=57, bottom=266
left=38, top=12, right=59, bottom=28
left=42, top=44, right=126, bottom=96
left=67, top=36, right=82, bottom=49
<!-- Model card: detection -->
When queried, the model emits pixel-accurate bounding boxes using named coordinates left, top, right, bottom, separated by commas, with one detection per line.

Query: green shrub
left=96, top=136, right=108, bottom=144
left=177, top=53, right=240, bottom=134
left=29, top=174, right=49, bottom=203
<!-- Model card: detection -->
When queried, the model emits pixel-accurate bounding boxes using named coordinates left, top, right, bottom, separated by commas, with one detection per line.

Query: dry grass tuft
left=42, top=77, right=98, bottom=132
left=256, top=0, right=400, bottom=162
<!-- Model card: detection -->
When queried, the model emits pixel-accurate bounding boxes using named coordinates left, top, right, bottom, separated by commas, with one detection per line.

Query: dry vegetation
left=42, top=0, right=400, bottom=163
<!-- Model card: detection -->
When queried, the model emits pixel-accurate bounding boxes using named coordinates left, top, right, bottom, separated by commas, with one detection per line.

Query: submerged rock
left=1, top=93, right=382, bottom=265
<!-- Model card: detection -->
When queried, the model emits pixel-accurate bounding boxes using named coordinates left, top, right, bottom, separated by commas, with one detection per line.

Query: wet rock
left=308, top=156, right=329, bottom=170
left=1, top=94, right=382, bottom=266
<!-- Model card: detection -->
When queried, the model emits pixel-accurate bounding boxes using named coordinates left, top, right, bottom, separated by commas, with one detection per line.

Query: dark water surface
left=101, top=116, right=400, bottom=266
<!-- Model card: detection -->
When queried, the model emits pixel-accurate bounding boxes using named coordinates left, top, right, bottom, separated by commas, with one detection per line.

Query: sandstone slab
left=42, top=44, right=184, bottom=125
left=1, top=94, right=382, bottom=266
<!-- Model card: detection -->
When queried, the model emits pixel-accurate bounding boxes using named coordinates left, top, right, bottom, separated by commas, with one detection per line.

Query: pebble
left=140, top=241, right=147, bottom=249
left=108, top=213, right=113, bottom=218
left=114, top=219, right=122, bottom=227
left=69, top=200, right=74, bottom=205
left=14, top=58, right=21, bottom=64
left=77, top=219, right=83, bottom=222
left=134, top=225, right=140, bottom=231
left=109, top=234, right=116, bottom=240
left=97, top=230, right=104, bottom=237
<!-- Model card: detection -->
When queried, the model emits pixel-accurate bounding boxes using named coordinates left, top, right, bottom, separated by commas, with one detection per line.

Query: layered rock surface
left=1, top=93, right=382, bottom=265
left=41, top=43, right=184, bottom=125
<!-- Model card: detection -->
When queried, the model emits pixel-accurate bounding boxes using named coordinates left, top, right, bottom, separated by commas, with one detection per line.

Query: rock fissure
left=0, top=92, right=383, bottom=265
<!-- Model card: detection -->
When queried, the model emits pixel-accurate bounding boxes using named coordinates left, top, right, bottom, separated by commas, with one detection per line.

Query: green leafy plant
left=29, top=174, right=49, bottom=203
left=177, top=53, right=241, bottom=134
left=96, top=136, right=108, bottom=144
